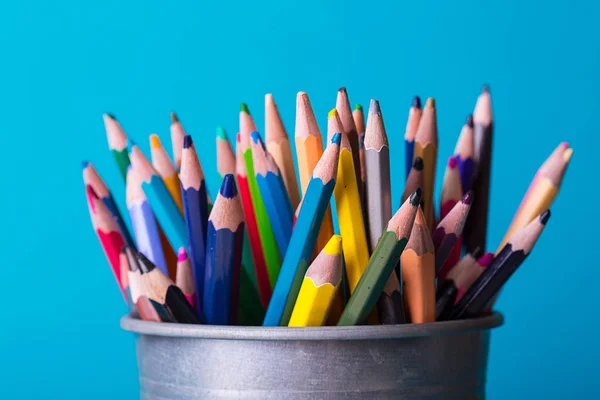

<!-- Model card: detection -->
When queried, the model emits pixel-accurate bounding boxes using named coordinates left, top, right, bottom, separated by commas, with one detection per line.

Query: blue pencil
left=454, top=115, right=476, bottom=193
left=180, top=135, right=210, bottom=316
left=82, top=161, right=135, bottom=248
left=263, top=133, right=341, bottom=326
left=129, top=143, right=187, bottom=251
left=404, top=96, right=422, bottom=180
left=203, top=174, right=245, bottom=325
left=250, top=131, right=294, bottom=256
left=125, top=165, right=169, bottom=275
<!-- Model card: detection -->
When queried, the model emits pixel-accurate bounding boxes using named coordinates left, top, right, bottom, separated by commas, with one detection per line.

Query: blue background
left=1, top=1, right=597, bottom=398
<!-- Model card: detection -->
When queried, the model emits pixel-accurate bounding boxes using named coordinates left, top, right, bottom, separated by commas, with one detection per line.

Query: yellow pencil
left=328, top=109, right=369, bottom=292
left=288, top=235, right=343, bottom=327
left=150, top=134, right=183, bottom=214
left=295, top=92, right=334, bottom=255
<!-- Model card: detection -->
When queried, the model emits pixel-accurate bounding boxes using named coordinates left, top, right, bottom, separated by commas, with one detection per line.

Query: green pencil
left=337, top=188, right=421, bottom=326
left=103, top=113, right=130, bottom=181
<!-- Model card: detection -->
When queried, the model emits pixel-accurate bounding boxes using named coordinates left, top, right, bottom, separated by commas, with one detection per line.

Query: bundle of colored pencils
left=84, top=86, right=572, bottom=327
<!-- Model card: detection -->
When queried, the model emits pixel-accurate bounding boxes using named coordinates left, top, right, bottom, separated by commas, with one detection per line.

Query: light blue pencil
left=250, top=131, right=294, bottom=256
left=263, top=133, right=341, bottom=326
left=129, top=143, right=187, bottom=251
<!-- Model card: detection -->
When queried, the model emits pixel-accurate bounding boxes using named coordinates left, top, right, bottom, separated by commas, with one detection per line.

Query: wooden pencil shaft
left=337, top=232, right=408, bottom=326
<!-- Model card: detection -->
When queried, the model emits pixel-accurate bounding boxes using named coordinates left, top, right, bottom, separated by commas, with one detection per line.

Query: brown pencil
left=401, top=206, right=436, bottom=323
left=463, top=86, right=493, bottom=253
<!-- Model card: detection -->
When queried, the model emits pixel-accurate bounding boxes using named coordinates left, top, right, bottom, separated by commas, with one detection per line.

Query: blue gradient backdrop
left=1, top=1, right=597, bottom=398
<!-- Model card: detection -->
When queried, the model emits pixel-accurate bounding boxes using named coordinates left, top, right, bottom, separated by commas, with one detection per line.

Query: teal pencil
left=129, top=143, right=187, bottom=251
left=263, top=133, right=341, bottom=326
left=250, top=131, right=294, bottom=256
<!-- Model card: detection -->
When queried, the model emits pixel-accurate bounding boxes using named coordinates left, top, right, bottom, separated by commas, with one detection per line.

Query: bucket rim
left=120, top=312, right=503, bottom=341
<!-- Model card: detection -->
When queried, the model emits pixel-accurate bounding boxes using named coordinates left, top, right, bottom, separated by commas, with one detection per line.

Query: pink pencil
left=176, top=248, right=196, bottom=309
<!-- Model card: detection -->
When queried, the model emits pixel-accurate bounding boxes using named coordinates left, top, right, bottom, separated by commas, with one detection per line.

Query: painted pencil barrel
left=122, top=313, right=502, bottom=399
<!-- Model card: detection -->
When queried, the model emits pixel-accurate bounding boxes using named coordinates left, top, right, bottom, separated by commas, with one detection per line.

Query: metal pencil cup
left=121, top=313, right=503, bottom=400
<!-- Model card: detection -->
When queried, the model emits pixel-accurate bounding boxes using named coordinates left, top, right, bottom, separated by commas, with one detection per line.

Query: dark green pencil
left=337, top=189, right=421, bottom=326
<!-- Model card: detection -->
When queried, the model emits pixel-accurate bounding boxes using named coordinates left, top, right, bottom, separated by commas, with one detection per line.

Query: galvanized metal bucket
left=121, top=313, right=503, bottom=400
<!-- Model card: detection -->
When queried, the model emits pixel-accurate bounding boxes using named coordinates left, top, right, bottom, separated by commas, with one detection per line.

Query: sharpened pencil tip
left=470, top=247, right=484, bottom=260
left=412, top=96, right=422, bottom=109
left=216, top=126, right=228, bottom=141
left=250, top=130, right=261, bottom=144
left=177, top=247, right=188, bottom=262
left=478, top=252, right=494, bottom=266
left=338, top=87, right=347, bottom=94
left=409, top=188, right=422, bottom=206
left=328, top=108, right=338, bottom=119
left=220, top=174, right=238, bottom=198
left=183, top=135, right=193, bottom=149
left=81, top=161, right=89, bottom=169
left=170, top=112, right=179, bottom=124
left=86, top=184, right=98, bottom=200
left=540, top=209, right=551, bottom=225
left=425, top=98, right=435, bottom=109
left=104, top=112, right=117, bottom=120
left=149, top=134, right=161, bottom=149
left=331, top=132, right=341, bottom=145
left=240, top=103, right=251, bottom=115
left=448, top=156, right=457, bottom=168
left=369, top=99, right=380, bottom=114
left=413, top=157, right=424, bottom=171
left=354, top=104, right=363, bottom=111
left=126, top=139, right=136, bottom=153
left=462, top=190, right=473, bottom=205
left=466, top=115, right=474, bottom=128
left=136, top=252, right=155, bottom=273
left=482, top=85, right=490, bottom=94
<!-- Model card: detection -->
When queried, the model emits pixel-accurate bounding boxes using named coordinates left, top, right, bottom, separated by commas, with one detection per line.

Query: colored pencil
left=449, top=210, right=550, bottom=320
left=203, top=174, right=245, bottom=325
left=126, top=165, right=169, bottom=276
left=239, top=125, right=281, bottom=288
left=353, top=104, right=368, bottom=224
left=295, top=92, right=335, bottom=255
left=176, top=248, right=196, bottom=309
left=170, top=112, right=187, bottom=168
left=265, top=93, right=301, bottom=210
left=250, top=131, right=294, bottom=257
left=126, top=246, right=168, bottom=322
left=498, top=143, right=572, bottom=252
left=236, top=133, right=272, bottom=307
left=402, top=157, right=425, bottom=206
left=336, top=88, right=362, bottom=193
left=463, top=86, right=493, bottom=253
left=180, top=135, right=209, bottom=316
left=150, top=134, right=183, bottom=213
left=337, top=189, right=421, bottom=326
left=454, top=115, right=475, bottom=192
left=404, top=96, right=422, bottom=180
left=103, top=113, right=130, bottom=181
left=216, top=126, right=236, bottom=177
left=379, top=271, right=406, bottom=325
left=129, top=144, right=187, bottom=251
left=435, top=281, right=458, bottom=321
left=436, top=249, right=482, bottom=309
left=453, top=252, right=494, bottom=303
left=288, top=235, right=343, bottom=327
left=364, top=99, right=392, bottom=252
left=119, top=248, right=135, bottom=311
left=85, top=185, right=127, bottom=302
left=401, top=206, right=436, bottom=323
left=82, top=161, right=134, bottom=247
left=412, top=97, right=438, bottom=227
left=437, top=156, right=464, bottom=278
left=137, top=252, right=203, bottom=324
left=328, top=110, right=369, bottom=293
left=432, top=191, right=473, bottom=277
left=264, top=133, right=341, bottom=326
